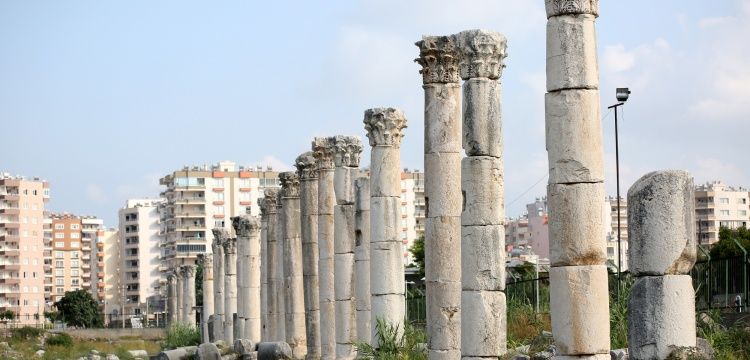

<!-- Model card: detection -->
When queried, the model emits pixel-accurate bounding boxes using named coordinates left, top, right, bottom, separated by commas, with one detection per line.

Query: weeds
left=163, top=322, right=200, bottom=350
left=609, top=277, right=632, bottom=350
left=46, top=333, right=73, bottom=347
left=354, top=317, right=426, bottom=359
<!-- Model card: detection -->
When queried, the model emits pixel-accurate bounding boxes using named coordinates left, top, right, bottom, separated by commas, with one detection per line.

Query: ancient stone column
left=259, top=196, right=271, bottom=341
left=544, top=1, right=610, bottom=358
left=455, top=29, right=508, bottom=359
left=416, top=35, right=462, bottom=359
left=264, top=189, right=286, bottom=342
left=167, top=273, right=177, bottom=325
left=627, top=171, right=697, bottom=360
left=235, top=217, right=248, bottom=341
left=274, top=191, right=287, bottom=341
left=354, top=176, right=371, bottom=344
left=296, top=152, right=322, bottom=359
left=312, top=137, right=336, bottom=360
left=183, top=265, right=197, bottom=327
left=280, top=171, right=307, bottom=359
left=224, top=235, right=238, bottom=344
left=212, top=228, right=227, bottom=341
left=197, top=254, right=215, bottom=343
left=175, top=269, right=184, bottom=324
left=233, top=215, right=263, bottom=343
left=332, top=136, right=363, bottom=358
left=363, top=107, right=407, bottom=346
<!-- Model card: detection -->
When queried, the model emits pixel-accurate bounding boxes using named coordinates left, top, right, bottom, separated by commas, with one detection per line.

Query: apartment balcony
left=0, top=223, right=20, bottom=229
left=1, top=194, right=20, bottom=201
left=82, top=246, right=92, bottom=252
left=0, top=278, right=20, bottom=285
left=696, top=213, right=716, bottom=221
left=174, top=198, right=205, bottom=205
left=0, top=234, right=19, bottom=242
left=0, top=208, right=20, bottom=215
left=0, top=247, right=20, bottom=256
left=175, top=224, right=206, bottom=232
left=97, top=261, right=104, bottom=268
left=96, top=242, right=103, bottom=249
left=2, top=290, right=21, bottom=297
left=0, top=264, right=20, bottom=270
left=97, top=282, right=104, bottom=289
left=175, top=211, right=206, bottom=218
left=81, top=263, right=91, bottom=270
left=82, top=254, right=91, bottom=261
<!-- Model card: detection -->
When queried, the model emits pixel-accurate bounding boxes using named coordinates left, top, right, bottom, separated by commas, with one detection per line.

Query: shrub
left=163, top=322, right=200, bottom=349
left=609, top=277, right=632, bottom=349
left=507, top=296, right=550, bottom=351
left=46, top=333, right=74, bottom=347
left=354, top=317, right=426, bottom=359
left=10, top=326, right=44, bottom=341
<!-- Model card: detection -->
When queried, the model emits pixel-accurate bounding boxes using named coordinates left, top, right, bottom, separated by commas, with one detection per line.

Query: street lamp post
left=607, top=87, right=630, bottom=300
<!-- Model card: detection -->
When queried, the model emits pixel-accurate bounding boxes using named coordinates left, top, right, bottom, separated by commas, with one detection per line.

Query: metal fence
left=0, top=312, right=171, bottom=329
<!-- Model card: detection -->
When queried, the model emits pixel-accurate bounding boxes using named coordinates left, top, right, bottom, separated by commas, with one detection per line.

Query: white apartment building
left=48, top=214, right=105, bottom=303
left=695, top=181, right=749, bottom=245
left=400, top=170, right=424, bottom=265
left=100, top=229, right=121, bottom=318
left=118, top=199, right=164, bottom=316
left=604, top=196, right=628, bottom=272
left=159, top=161, right=280, bottom=270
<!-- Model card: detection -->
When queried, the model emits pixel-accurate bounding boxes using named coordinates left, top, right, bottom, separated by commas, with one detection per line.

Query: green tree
left=409, top=235, right=425, bottom=277
left=196, top=261, right=203, bottom=307
left=710, top=226, right=750, bottom=259
left=54, top=289, right=102, bottom=328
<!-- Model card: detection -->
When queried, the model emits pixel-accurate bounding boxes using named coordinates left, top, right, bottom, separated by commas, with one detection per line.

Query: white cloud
left=692, top=158, right=747, bottom=187
left=698, top=16, right=734, bottom=28
left=254, top=155, right=292, bottom=172
left=603, top=44, right=636, bottom=73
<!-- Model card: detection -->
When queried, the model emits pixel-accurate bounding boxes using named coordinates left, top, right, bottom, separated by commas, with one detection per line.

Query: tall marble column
left=455, top=29, right=508, bottom=359
left=296, top=152, right=322, bottom=359
left=236, top=217, right=248, bottom=340
left=233, top=215, right=263, bottom=343
left=264, top=189, right=286, bottom=342
left=259, top=196, right=271, bottom=341
left=332, top=136, right=363, bottom=358
left=544, top=1, right=610, bottom=358
left=354, top=176, right=371, bottom=344
left=212, top=229, right=227, bottom=342
left=224, top=235, right=238, bottom=344
left=312, top=137, right=336, bottom=360
left=280, top=171, right=307, bottom=359
left=197, top=254, right=215, bottom=343
left=183, top=265, right=197, bottom=327
left=416, top=35, right=462, bottom=359
left=175, top=269, right=184, bottom=324
left=167, top=272, right=177, bottom=325
left=363, top=107, right=407, bottom=346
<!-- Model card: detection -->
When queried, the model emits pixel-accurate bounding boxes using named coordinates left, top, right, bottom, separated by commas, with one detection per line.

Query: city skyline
left=2, top=0, right=749, bottom=226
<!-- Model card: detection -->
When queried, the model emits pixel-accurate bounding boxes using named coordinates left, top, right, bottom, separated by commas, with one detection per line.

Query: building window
left=70, top=224, right=80, bottom=230
left=71, top=260, right=79, bottom=268
left=22, top=230, right=28, bottom=237
left=54, top=224, right=65, bottom=230
left=71, top=242, right=80, bottom=248
left=740, top=198, right=747, bottom=204
left=70, top=232, right=80, bottom=239
left=55, top=279, right=64, bottom=286
left=216, top=192, right=225, bottom=201
left=55, top=251, right=64, bottom=259
left=55, top=260, right=63, bottom=267
left=56, top=287, right=64, bottom=294
left=55, top=233, right=64, bottom=239
left=720, top=198, right=730, bottom=204
left=72, top=279, right=79, bottom=286
left=31, top=217, right=37, bottom=224
left=44, top=189, right=49, bottom=196
left=72, top=269, right=79, bottom=277
left=214, top=179, right=224, bottom=187
left=720, top=210, right=731, bottom=216
left=55, top=242, right=64, bottom=248
left=215, top=206, right=224, bottom=214
left=739, top=210, right=748, bottom=216
left=21, top=217, right=28, bottom=224
left=55, top=269, right=64, bottom=277
left=72, top=251, right=79, bottom=258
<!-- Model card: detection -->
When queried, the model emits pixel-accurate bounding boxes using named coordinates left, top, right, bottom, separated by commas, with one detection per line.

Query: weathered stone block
left=197, top=343, right=221, bottom=360
left=370, top=294, right=405, bottom=341
left=461, top=225, right=506, bottom=291
left=548, top=182, right=607, bottom=267
left=426, top=349, right=461, bottom=360
left=257, top=342, right=293, bottom=360
left=334, top=253, right=355, bottom=300
left=461, top=156, right=504, bottom=226
left=370, top=147, right=401, bottom=197
left=424, top=83, right=462, bottom=154
left=317, top=172, right=336, bottom=215
left=628, top=275, right=696, bottom=360
left=550, top=265, right=610, bottom=355
left=627, top=170, right=696, bottom=276
left=463, top=78, right=503, bottom=157
left=553, top=355, right=609, bottom=360
left=334, top=205, right=356, bottom=253
left=335, top=299, right=356, bottom=343
left=425, top=153, right=462, bottom=218
left=334, top=167, right=357, bottom=204
left=546, top=14, right=599, bottom=91
left=425, top=216, right=461, bottom=283
left=461, top=290, right=507, bottom=356
left=370, top=241, right=405, bottom=295
left=370, top=197, right=400, bottom=243
left=426, top=281, right=461, bottom=351
left=545, top=89, right=603, bottom=184
left=234, top=339, right=256, bottom=355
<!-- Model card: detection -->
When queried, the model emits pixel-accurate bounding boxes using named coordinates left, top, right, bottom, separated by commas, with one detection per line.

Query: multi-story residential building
left=0, top=173, right=49, bottom=324
left=400, top=170, right=424, bottom=265
left=505, top=216, right=530, bottom=250
left=695, top=181, right=750, bottom=245
left=48, top=214, right=104, bottom=303
left=118, top=198, right=164, bottom=316
left=605, top=196, right=628, bottom=271
left=525, top=198, right=550, bottom=260
left=159, top=161, right=280, bottom=270
left=101, top=229, right=121, bottom=319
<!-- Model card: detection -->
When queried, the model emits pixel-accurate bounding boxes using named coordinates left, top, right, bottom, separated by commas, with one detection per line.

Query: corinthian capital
left=183, top=264, right=195, bottom=278
left=279, top=172, right=300, bottom=198
left=223, top=237, right=237, bottom=255
left=232, top=215, right=261, bottom=238
left=415, top=35, right=460, bottom=84
left=197, top=253, right=213, bottom=268
left=545, top=0, right=598, bottom=18
left=363, top=107, right=408, bottom=147
left=312, top=137, right=336, bottom=171
left=260, top=189, right=280, bottom=215
left=455, top=29, right=508, bottom=80
left=295, top=151, right=319, bottom=180
left=332, top=136, right=363, bottom=168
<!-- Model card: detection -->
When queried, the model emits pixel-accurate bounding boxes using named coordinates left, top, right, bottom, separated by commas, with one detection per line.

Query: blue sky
left=2, top=0, right=749, bottom=226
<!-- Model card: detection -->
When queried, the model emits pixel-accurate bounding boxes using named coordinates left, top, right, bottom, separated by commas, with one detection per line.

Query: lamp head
left=616, top=88, right=631, bottom=102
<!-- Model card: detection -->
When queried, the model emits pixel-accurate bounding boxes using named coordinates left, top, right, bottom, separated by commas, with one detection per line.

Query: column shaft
left=297, top=152, right=322, bottom=359
left=184, top=265, right=197, bottom=327
left=354, top=177, right=371, bottom=344
left=280, top=172, right=307, bottom=359
left=199, top=255, right=215, bottom=343
left=175, top=271, right=183, bottom=324
left=260, top=212, right=269, bottom=341
left=212, top=232, right=226, bottom=342
left=313, top=138, right=336, bottom=360
left=233, top=215, right=263, bottom=343
left=224, top=238, right=238, bottom=344
left=167, top=274, right=177, bottom=326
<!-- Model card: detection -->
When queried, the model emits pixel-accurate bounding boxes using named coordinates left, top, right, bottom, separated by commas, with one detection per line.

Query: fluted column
left=175, top=269, right=184, bottom=324
left=332, top=136, right=363, bottom=358
left=312, top=137, right=336, bottom=360
left=456, top=29, right=508, bottom=359
left=233, top=215, right=263, bottom=343
left=167, top=273, right=177, bottom=325
left=224, top=235, right=238, bottom=344
left=236, top=217, right=248, bottom=340
left=544, top=1, right=610, bottom=358
left=296, top=152, right=322, bottom=359
left=416, top=35, right=462, bottom=359
left=363, top=107, right=407, bottom=346
left=280, top=172, right=307, bottom=359
left=183, top=265, right=197, bottom=327
left=212, top=229, right=226, bottom=341
left=265, top=189, right=286, bottom=342
left=198, top=254, right=215, bottom=343
left=259, top=195, right=271, bottom=341
left=354, top=176, right=371, bottom=344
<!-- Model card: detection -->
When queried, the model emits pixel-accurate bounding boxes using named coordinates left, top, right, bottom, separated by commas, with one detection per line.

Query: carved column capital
left=167, top=273, right=175, bottom=283
left=260, top=189, right=280, bottom=215
left=223, top=237, right=237, bottom=255
left=279, top=172, right=300, bottom=198
left=295, top=151, right=319, bottom=180
left=183, top=264, right=195, bottom=278
left=415, top=35, right=460, bottom=84
left=197, top=253, right=213, bottom=268
left=545, top=0, right=599, bottom=18
left=332, top=136, right=363, bottom=168
left=312, top=137, right=336, bottom=171
left=232, top=215, right=261, bottom=237
left=364, top=107, right=408, bottom=147
left=212, top=228, right=230, bottom=249
left=455, top=29, right=508, bottom=80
